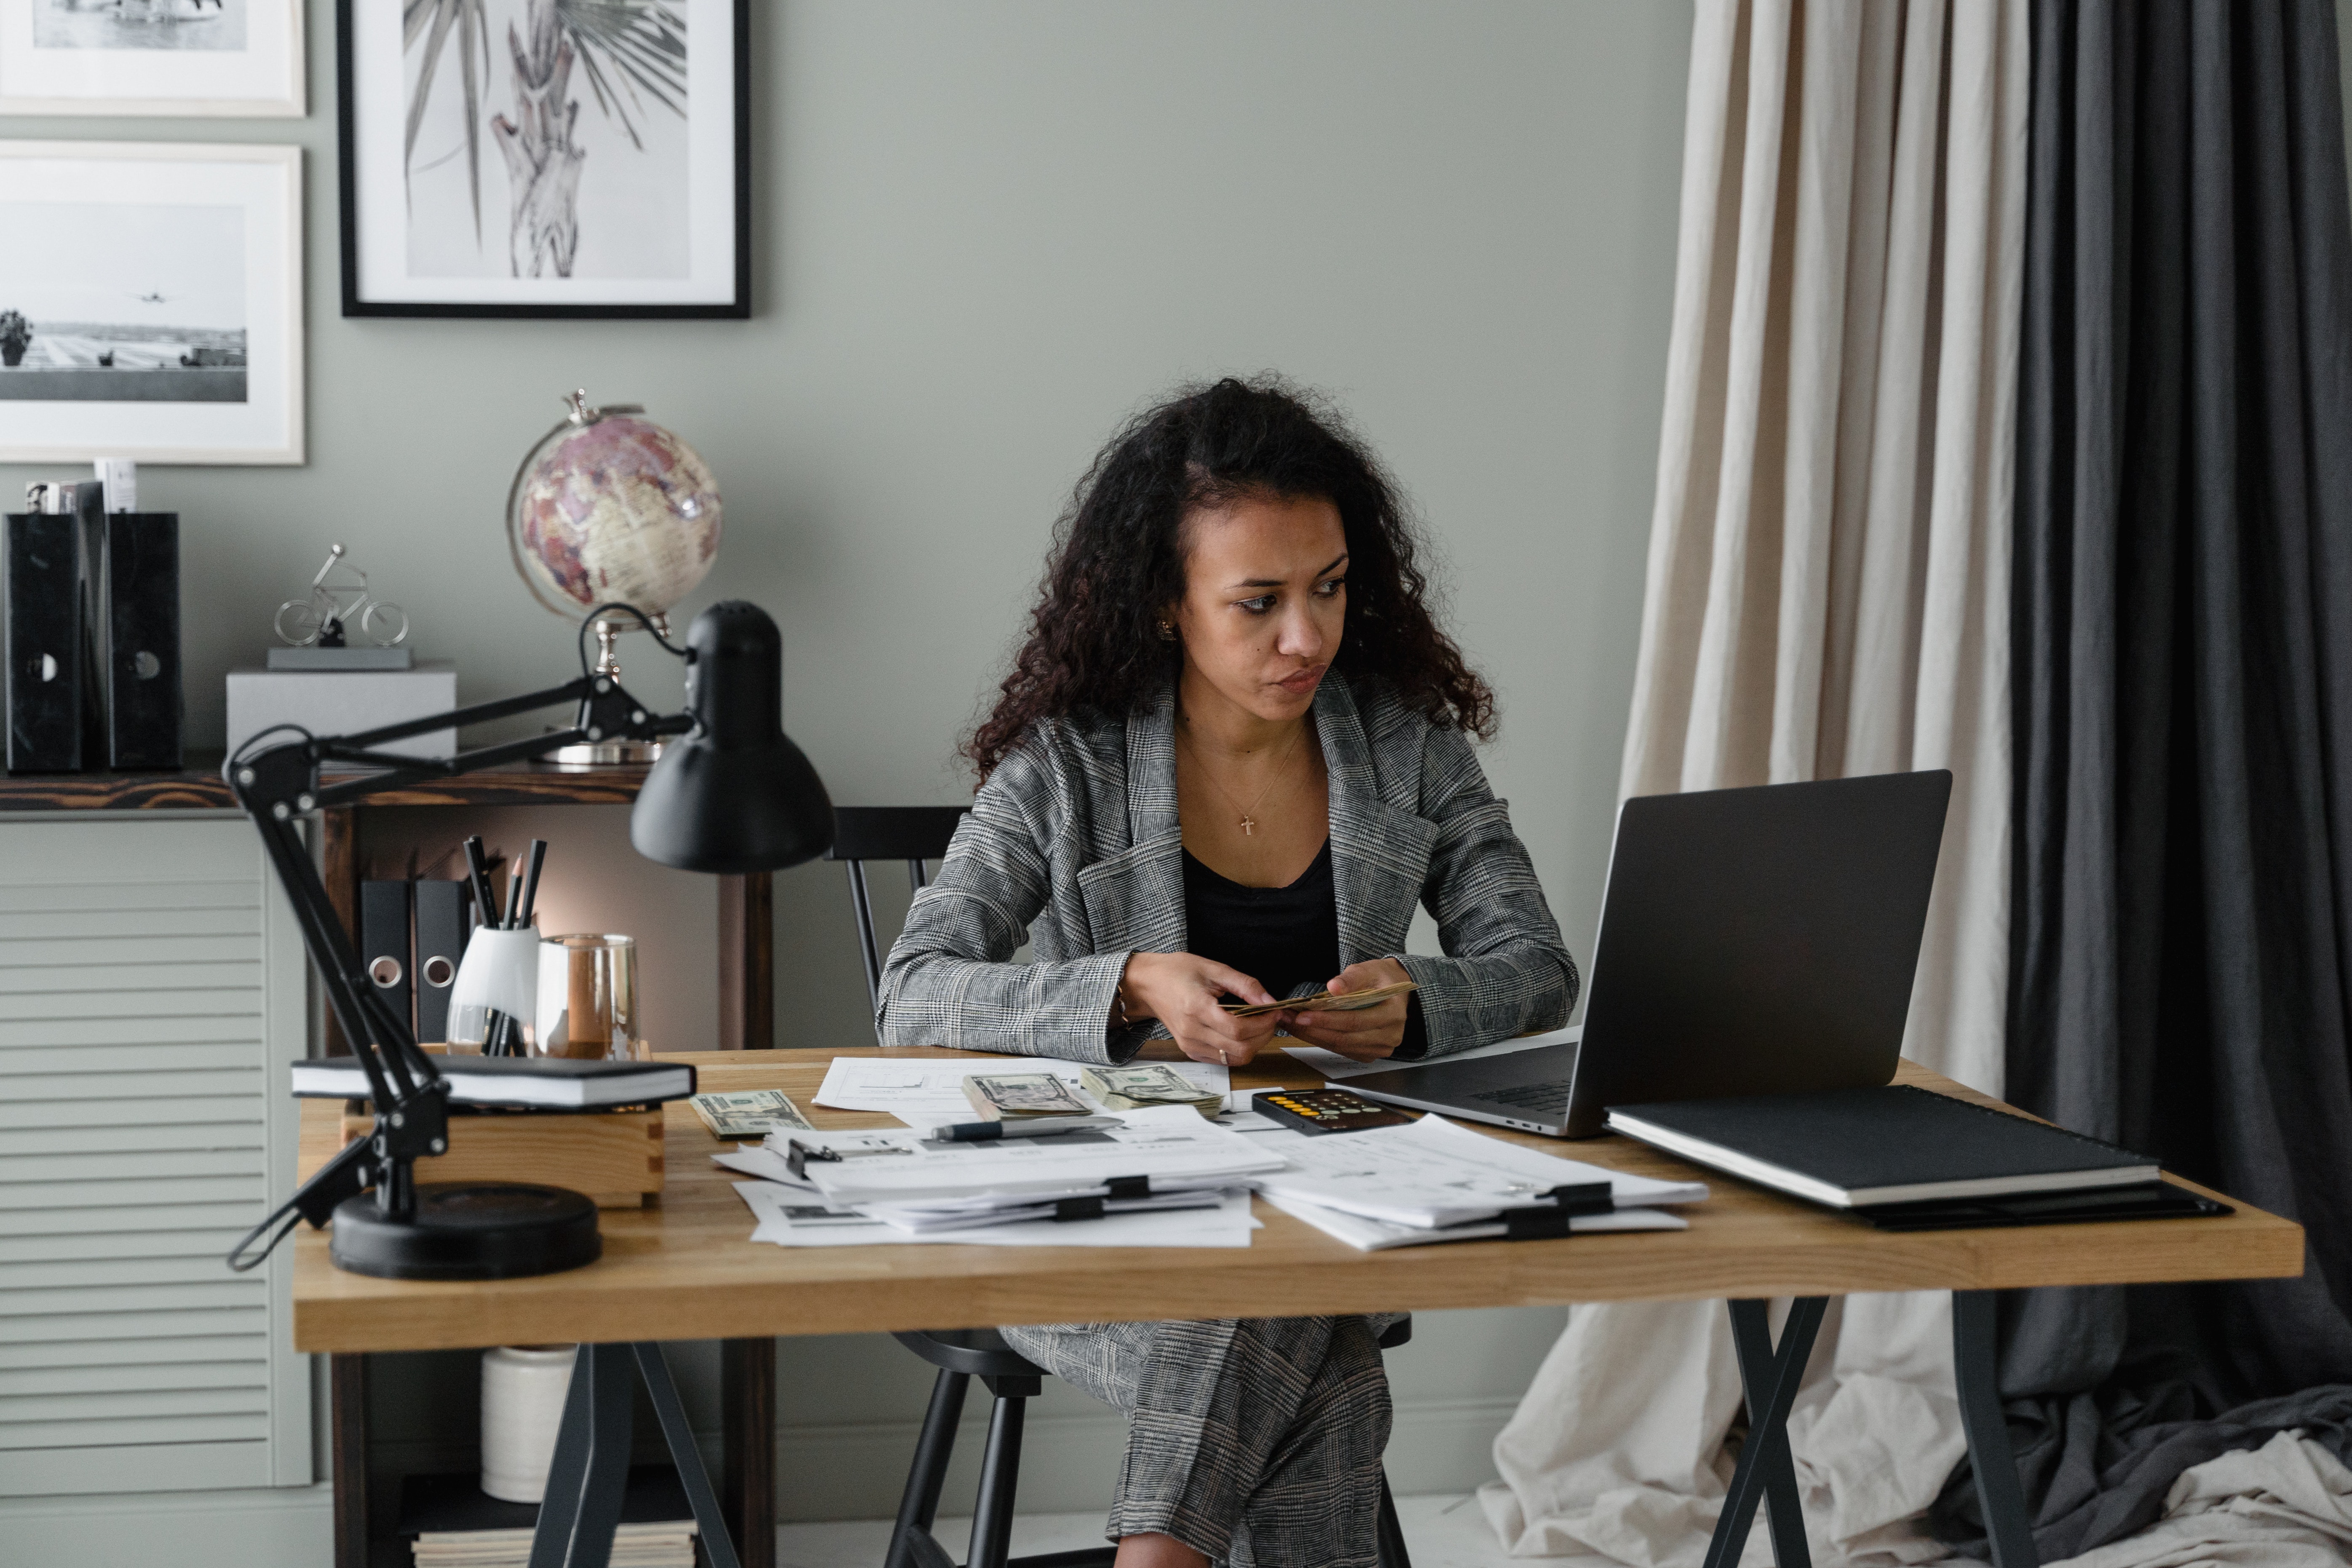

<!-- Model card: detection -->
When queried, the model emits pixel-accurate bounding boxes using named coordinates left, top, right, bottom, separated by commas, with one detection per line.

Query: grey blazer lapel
left=1075, top=685, right=1187, bottom=955
left=1321, top=679, right=1437, bottom=965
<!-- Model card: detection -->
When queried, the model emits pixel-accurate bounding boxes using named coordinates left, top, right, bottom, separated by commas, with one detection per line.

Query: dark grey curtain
left=1935, top=0, right=2352, bottom=1557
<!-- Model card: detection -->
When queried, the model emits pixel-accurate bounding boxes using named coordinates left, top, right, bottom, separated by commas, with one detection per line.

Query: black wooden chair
left=830, top=806, right=1414, bottom=1568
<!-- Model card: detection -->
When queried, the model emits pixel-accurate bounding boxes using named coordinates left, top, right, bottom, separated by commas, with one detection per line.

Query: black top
left=1182, top=840, right=1341, bottom=998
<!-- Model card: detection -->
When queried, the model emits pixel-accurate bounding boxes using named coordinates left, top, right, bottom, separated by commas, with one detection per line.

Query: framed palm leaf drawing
left=337, top=0, right=747, bottom=318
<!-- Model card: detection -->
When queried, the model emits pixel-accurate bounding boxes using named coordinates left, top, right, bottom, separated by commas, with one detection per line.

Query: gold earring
left=1157, top=620, right=1176, bottom=642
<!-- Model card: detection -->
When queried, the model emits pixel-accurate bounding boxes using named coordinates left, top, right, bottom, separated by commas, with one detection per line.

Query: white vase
left=480, top=1345, right=577, bottom=1504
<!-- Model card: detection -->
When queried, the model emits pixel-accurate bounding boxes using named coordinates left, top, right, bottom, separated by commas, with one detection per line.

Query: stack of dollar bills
left=961, top=1072, right=1094, bottom=1119
left=689, top=1090, right=812, bottom=1140
left=1081, top=1062, right=1224, bottom=1119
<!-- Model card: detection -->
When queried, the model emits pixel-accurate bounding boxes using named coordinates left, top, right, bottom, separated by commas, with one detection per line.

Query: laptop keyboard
left=1470, top=1081, right=1571, bottom=1114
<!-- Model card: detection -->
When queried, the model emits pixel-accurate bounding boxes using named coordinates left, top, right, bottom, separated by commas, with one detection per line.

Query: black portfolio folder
left=412, top=878, right=474, bottom=1045
left=1607, top=1084, right=2161, bottom=1208
left=5, top=512, right=85, bottom=773
left=359, top=879, right=415, bottom=1035
left=83, top=511, right=182, bottom=770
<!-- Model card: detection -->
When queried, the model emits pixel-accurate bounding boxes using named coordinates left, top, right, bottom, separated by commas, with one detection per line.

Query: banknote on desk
left=963, top=1072, right=1095, bottom=1120
left=1081, top=1062, right=1223, bottom=1119
left=690, top=1089, right=813, bottom=1140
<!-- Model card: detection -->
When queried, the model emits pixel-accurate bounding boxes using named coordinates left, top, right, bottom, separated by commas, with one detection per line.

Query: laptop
left=1345, top=769, right=1952, bottom=1137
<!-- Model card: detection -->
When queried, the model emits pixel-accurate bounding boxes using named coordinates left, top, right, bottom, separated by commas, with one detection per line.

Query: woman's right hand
left=1116, top=952, right=1285, bottom=1067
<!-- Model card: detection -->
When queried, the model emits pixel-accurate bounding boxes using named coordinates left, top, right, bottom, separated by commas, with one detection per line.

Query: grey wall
left=0, top=0, right=1691, bottom=1550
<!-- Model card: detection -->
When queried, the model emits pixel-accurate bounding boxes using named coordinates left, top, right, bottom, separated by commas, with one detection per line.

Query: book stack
left=412, top=1518, right=695, bottom=1568
left=398, top=1469, right=695, bottom=1568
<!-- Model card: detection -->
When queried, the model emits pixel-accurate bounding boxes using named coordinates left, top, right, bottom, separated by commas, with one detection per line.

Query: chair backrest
left=827, top=806, right=970, bottom=1025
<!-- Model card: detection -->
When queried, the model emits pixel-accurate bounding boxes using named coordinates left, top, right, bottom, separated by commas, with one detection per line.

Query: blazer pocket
left=1332, top=803, right=1438, bottom=960
left=1076, top=834, right=1186, bottom=954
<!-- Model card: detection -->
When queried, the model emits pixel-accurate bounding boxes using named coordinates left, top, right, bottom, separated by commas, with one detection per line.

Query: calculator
left=1254, top=1088, right=1416, bottom=1135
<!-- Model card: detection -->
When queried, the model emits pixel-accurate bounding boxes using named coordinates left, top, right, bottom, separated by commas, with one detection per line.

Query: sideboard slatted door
left=0, top=817, right=311, bottom=1495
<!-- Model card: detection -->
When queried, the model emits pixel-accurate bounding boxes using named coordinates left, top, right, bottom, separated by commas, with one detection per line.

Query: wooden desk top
left=289, top=1048, right=2304, bottom=1354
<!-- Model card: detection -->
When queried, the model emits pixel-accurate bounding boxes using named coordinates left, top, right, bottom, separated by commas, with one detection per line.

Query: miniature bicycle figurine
left=274, top=543, right=409, bottom=649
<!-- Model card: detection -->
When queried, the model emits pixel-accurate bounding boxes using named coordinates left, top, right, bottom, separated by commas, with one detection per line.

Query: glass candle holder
left=536, top=934, right=638, bottom=1060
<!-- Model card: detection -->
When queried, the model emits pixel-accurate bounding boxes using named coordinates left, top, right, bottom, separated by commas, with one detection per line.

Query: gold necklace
left=1180, top=721, right=1305, bottom=837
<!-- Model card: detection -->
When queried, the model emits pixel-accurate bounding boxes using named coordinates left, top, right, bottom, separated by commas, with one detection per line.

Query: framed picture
left=337, top=0, right=749, bottom=319
left=0, top=142, right=303, bottom=465
left=0, top=0, right=305, bottom=117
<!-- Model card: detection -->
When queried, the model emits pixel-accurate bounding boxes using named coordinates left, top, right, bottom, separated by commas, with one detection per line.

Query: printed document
left=1259, top=1188, right=1685, bottom=1251
left=816, top=1056, right=1231, bottom=1128
left=768, top=1104, right=1284, bottom=1203
left=733, top=1182, right=1260, bottom=1249
left=1250, top=1113, right=1706, bottom=1228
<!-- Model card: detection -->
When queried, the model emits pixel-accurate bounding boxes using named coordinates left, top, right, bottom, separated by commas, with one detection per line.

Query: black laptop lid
left=1562, top=769, right=1950, bottom=1132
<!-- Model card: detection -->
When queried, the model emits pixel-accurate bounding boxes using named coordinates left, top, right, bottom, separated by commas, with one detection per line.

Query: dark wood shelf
left=0, top=752, right=649, bottom=812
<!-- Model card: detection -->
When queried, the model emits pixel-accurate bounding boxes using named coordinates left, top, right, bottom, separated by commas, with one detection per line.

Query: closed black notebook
left=1606, top=1084, right=2159, bottom=1207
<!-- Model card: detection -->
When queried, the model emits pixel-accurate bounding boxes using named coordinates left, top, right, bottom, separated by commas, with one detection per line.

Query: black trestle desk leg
left=634, top=1343, right=743, bottom=1568
left=1953, top=1291, right=2039, bottom=1568
left=529, top=1343, right=634, bottom=1568
left=1726, top=1299, right=1813, bottom=1568
left=1701, top=1297, right=1827, bottom=1568
left=967, top=1394, right=1026, bottom=1568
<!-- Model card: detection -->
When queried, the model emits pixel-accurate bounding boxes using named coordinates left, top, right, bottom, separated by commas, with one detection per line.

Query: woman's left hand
left=1283, top=958, right=1413, bottom=1061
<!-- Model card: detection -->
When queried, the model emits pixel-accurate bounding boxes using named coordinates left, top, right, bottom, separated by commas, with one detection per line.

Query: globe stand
left=544, top=614, right=673, bottom=766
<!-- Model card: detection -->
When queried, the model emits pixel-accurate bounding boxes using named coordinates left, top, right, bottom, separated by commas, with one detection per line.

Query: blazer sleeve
left=1389, top=724, right=1581, bottom=1058
left=873, top=747, right=1147, bottom=1065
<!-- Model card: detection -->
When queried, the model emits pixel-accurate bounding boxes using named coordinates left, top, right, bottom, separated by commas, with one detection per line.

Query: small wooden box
left=340, top=1105, right=664, bottom=1208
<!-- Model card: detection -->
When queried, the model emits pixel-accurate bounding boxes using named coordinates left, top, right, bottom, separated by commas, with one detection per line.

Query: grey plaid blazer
left=875, top=674, right=1579, bottom=1065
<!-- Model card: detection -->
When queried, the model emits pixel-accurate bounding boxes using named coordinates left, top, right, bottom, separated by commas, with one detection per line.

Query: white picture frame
left=0, top=0, right=305, bottom=118
left=0, top=142, right=304, bottom=465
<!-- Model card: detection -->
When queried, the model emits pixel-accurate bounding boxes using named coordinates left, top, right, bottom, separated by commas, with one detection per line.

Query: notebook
left=1605, top=1084, right=2159, bottom=1207
left=290, top=1055, right=695, bottom=1110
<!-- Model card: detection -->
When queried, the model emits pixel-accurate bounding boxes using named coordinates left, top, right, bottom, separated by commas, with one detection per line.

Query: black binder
left=359, top=880, right=416, bottom=1037
left=83, top=511, right=183, bottom=770
left=412, top=878, right=474, bottom=1045
left=5, top=512, right=86, bottom=773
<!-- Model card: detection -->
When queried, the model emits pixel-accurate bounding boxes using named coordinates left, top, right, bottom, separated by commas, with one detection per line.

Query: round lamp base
left=545, top=737, right=664, bottom=769
left=329, top=1183, right=602, bottom=1280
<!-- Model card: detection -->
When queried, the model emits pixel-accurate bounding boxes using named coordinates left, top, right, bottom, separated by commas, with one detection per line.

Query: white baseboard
left=778, top=1393, right=1519, bottom=1521
left=0, top=1483, right=334, bottom=1568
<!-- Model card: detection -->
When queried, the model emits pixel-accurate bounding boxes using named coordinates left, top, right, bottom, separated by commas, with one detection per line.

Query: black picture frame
left=335, top=0, right=749, bottom=320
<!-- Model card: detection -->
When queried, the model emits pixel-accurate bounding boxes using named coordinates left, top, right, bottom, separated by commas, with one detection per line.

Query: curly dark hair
left=966, top=375, right=1496, bottom=779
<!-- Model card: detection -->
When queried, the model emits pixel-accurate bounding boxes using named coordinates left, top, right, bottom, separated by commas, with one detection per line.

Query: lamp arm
left=225, top=665, right=691, bottom=1261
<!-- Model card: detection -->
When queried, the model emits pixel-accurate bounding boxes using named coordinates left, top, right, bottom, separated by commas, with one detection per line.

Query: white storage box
left=225, top=662, right=458, bottom=762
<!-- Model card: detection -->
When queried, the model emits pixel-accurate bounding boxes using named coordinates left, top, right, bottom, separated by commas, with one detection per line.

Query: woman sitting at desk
left=878, top=376, right=1577, bottom=1568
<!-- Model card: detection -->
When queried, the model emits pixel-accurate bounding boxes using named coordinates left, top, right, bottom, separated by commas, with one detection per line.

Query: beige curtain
left=1482, top=2, right=2026, bottom=1562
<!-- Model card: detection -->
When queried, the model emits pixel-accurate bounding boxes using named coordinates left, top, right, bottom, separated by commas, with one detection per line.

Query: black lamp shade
left=631, top=602, right=836, bottom=873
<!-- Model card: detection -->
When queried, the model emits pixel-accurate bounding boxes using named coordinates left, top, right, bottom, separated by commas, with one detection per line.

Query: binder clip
left=1052, top=1174, right=1152, bottom=1223
left=1502, top=1181, right=1616, bottom=1241
left=782, top=1139, right=842, bottom=1182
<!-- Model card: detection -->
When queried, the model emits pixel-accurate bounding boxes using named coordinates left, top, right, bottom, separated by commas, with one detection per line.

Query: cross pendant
left=1239, top=816, right=1257, bottom=836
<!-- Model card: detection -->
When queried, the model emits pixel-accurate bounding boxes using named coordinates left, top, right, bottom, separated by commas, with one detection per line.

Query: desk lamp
left=225, top=601, right=833, bottom=1280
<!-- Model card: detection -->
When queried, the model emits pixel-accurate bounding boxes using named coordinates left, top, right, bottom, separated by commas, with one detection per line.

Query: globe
left=507, top=393, right=722, bottom=629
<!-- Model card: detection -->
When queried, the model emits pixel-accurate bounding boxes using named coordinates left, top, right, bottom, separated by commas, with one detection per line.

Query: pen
left=928, top=1117, right=1123, bottom=1143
